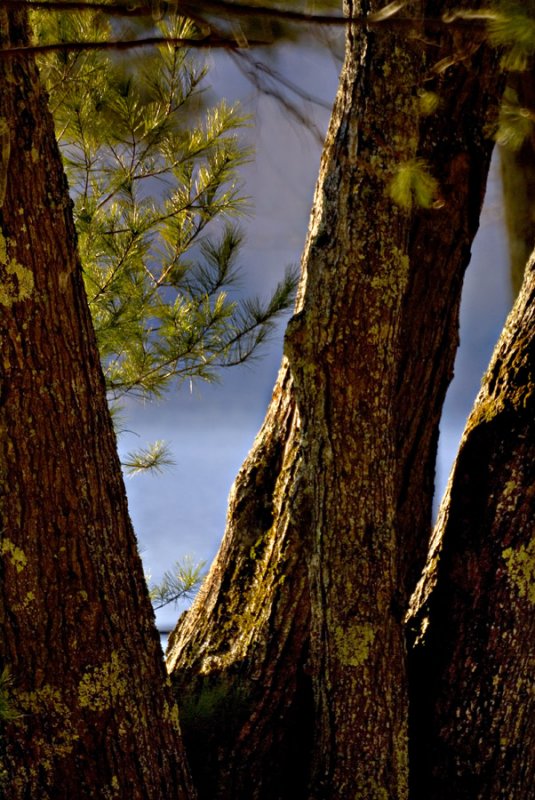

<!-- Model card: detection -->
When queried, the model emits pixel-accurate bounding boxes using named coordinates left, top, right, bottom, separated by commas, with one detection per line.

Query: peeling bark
left=168, top=3, right=504, bottom=798
left=407, top=250, right=535, bottom=800
left=0, top=9, right=194, bottom=798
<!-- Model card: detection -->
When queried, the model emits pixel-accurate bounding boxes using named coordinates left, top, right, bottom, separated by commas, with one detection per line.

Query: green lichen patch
left=502, top=537, right=535, bottom=605
left=0, top=231, right=34, bottom=307
left=0, top=538, right=28, bottom=572
left=14, top=684, right=66, bottom=717
left=10, top=684, right=79, bottom=789
left=0, top=666, right=18, bottom=722
left=78, top=651, right=127, bottom=711
left=465, top=394, right=505, bottom=435
left=394, top=725, right=409, bottom=799
left=98, top=774, right=121, bottom=800
left=162, top=698, right=181, bottom=731
left=334, top=622, right=376, bottom=667
left=352, top=776, right=389, bottom=799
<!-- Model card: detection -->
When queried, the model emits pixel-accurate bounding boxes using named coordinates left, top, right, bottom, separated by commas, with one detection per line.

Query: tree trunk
left=168, top=4, right=503, bottom=798
left=407, top=251, right=535, bottom=798
left=500, top=70, right=535, bottom=297
left=0, top=10, right=194, bottom=798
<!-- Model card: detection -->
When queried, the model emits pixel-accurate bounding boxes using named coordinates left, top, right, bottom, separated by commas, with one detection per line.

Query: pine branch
left=1, top=34, right=280, bottom=60
left=122, top=440, right=176, bottom=475
left=149, top=557, right=207, bottom=609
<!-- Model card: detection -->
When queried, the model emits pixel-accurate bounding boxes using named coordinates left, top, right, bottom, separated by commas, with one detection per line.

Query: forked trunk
left=168, top=3, right=503, bottom=798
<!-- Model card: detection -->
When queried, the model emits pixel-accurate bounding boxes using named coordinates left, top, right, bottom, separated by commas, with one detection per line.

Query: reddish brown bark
left=0, top=9, right=194, bottom=798
left=168, top=3, right=503, bottom=798
left=407, top=251, right=535, bottom=800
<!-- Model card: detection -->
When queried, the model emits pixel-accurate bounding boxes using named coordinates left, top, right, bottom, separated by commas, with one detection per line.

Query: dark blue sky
left=116, top=43, right=512, bottom=631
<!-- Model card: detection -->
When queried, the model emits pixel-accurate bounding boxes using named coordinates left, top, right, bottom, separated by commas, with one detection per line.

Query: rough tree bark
left=168, top=3, right=503, bottom=798
left=500, top=69, right=535, bottom=296
left=407, top=247, right=535, bottom=800
left=0, top=9, right=194, bottom=798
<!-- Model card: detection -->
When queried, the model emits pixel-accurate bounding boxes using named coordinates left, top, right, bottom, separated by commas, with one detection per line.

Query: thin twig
left=3, top=0, right=492, bottom=32
left=0, top=34, right=272, bottom=58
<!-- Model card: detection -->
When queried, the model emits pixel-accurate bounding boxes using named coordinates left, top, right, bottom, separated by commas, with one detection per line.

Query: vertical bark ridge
left=407, top=253, right=535, bottom=800
left=0, top=9, right=194, bottom=798
left=168, top=3, right=503, bottom=798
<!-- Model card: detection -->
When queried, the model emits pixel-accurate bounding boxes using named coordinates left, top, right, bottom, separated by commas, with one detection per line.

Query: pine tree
left=2, top=1, right=535, bottom=796
left=32, top=6, right=297, bottom=470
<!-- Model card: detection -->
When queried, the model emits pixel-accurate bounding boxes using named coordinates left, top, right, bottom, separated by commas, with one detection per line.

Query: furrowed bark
left=167, top=364, right=311, bottom=799
left=407, top=250, right=535, bottom=799
left=0, top=9, right=194, bottom=798
left=168, top=3, right=503, bottom=797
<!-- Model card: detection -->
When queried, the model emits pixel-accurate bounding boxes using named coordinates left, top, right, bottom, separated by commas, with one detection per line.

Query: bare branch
left=229, top=49, right=328, bottom=144
left=5, top=0, right=493, bottom=33
left=1, top=0, right=346, bottom=27
left=0, top=33, right=270, bottom=58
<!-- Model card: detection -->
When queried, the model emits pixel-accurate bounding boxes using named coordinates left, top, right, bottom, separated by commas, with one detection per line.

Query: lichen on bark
left=407, top=253, right=535, bottom=800
left=0, top=7, right=195, bottom=797
left=168, top=3, right=503, bottom=796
